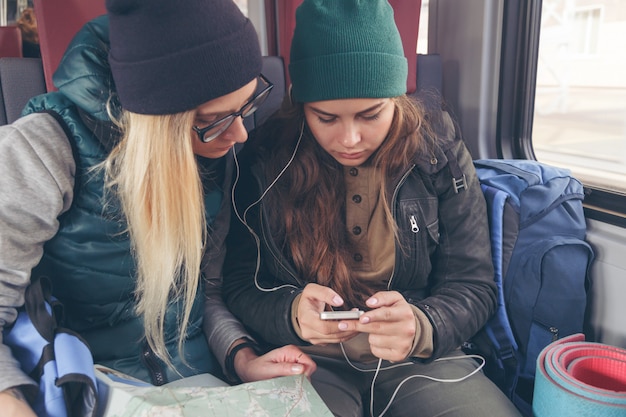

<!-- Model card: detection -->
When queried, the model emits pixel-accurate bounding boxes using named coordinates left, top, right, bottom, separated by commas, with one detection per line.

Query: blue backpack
left=466, top=159, right=594, bottom=416
left=4, top=277, right=98, bottom=417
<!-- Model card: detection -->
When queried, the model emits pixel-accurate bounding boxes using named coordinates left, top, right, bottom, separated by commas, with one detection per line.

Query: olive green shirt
left=292, top=165, right=433, bottom=362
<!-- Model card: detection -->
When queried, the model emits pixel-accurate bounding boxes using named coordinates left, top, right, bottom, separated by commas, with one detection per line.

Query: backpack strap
left=4, top=276, right=98, bottom=417
left=481, top=184, right=520, bottom=397
left=416, top=110, right=468, bottom=194
left=444, top=147, right=467, bottom=193
left=23, top=276, right=57, bottom=343
left=4, top=277, right=52, bottom=375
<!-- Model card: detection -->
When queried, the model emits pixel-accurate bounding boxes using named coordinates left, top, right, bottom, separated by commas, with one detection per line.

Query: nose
left=340, top=123, right=360, bottom=148
left=223, top=115, right=249, bottom=144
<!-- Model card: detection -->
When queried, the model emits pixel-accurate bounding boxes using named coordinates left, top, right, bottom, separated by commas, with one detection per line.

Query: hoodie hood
left=52, top=15, right=119, bottom=121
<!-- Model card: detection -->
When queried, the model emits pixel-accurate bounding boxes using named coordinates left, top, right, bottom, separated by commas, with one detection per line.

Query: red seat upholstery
left=33, top=0, right=106, bottom=91
left=0, top=26, right=23, bottom=58
left=389, top=0, right=421, bottom=94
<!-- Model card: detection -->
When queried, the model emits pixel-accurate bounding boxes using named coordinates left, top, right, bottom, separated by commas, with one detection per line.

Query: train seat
left=245, top=55, right=287, bottom=131
left=415, top=54, right=443, bottom=98
left=0, top=0, right=109, bottom=126
left=33, top=0, right=106, bottom=91
left=0, top=57, right=45, bottom=125
left=0, top=54, right=286, bottom=129
left=0, top=25, right=23, bottom=58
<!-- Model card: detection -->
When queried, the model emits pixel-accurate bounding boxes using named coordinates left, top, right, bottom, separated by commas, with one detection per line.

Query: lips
left=213, top=144, right=235, bottom=153
left=338, top=151, right=365, bottom=160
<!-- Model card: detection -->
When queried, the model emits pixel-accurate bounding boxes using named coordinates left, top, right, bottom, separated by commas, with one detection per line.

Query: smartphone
left=319, top=310, right=364, bottom=320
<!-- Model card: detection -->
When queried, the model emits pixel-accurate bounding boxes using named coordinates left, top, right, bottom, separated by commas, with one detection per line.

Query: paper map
left=96, top=370, right=333, bottom=417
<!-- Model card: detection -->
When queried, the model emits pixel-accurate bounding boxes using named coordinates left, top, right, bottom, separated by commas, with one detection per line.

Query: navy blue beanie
left=107, top=0, right=262, bottom=115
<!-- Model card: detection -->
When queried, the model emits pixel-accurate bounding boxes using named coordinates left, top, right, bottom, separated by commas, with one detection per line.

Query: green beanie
left=289, top=0, right=408, bottom=103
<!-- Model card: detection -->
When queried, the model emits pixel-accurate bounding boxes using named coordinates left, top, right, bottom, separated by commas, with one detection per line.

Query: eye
left=318, top=116, right=336, bottom=124
left=195, top=117, right=217, bottom=128
left=359, top=112, right=381, bottom=121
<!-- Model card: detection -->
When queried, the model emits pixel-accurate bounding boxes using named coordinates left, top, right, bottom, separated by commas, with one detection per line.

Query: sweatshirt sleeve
left=0, top=113, right=75, bottom=393
left=202, top=188, right=257, bottom=378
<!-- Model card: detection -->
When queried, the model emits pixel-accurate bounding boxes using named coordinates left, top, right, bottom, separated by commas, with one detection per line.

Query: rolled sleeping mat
left=533, top=333, right=626, bottom=417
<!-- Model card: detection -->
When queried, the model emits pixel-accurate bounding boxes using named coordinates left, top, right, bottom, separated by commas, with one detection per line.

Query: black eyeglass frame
left=193, top=74, right=274, bottom=143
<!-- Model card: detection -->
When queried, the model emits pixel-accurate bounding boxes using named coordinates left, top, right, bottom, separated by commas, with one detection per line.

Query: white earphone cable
left=231, top=121, right=305, bottom=292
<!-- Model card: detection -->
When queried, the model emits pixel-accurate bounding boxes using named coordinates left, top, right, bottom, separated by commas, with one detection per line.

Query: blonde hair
left=104, top=110, right=206, bottom=367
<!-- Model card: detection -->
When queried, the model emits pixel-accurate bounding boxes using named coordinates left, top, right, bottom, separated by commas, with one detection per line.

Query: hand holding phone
left=319, top=310, right=364, bottom=320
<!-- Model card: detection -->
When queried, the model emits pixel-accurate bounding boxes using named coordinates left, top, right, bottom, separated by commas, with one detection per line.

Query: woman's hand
left=0, top=388, right=36, bottom=417
left=234, top=344, right=316, bottom=383
left=296, top=283, right=359, bottom=345
left=340, top=290, right=417, bottom=362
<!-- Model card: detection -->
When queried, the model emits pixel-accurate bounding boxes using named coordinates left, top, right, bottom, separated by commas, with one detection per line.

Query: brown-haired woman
left=223, top=0, right=522, bottom=415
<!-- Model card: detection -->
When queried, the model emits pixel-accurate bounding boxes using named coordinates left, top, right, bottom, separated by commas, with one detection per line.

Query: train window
left=233, top=0, right=248, bottom=14
left=532, top=0, right=626, bottom=195
left=234, top=0, right=268, bottom=55
left=417, top=0, right=429, bottom=54
left=1, top=0, right=32, bottom=26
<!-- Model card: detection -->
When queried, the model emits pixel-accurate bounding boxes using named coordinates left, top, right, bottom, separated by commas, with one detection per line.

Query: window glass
left=233, top=0, right=248, bottom=15
left=233, top=0, right=268, bottom=55
left=418, top=0, right=429, bottom=54
left=1, top=0, right=31, bottom=25
left=533, top=0, right=626, bottom=194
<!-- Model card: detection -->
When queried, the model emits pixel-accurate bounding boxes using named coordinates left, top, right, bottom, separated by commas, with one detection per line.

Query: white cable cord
left=232, top=127, right=485, bottom=417
left=231, top=121, right=304, bottom=292
left=338, top=342, right=485, bottom=417
left=373, top=354, right=486, bottom=417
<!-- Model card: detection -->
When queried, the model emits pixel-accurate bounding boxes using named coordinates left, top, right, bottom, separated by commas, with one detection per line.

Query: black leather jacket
left=223, top=112, right=496, bottom=361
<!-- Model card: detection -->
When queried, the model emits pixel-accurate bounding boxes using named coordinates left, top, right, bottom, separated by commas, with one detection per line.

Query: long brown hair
left=263, top=95, right=430, bottom=308
left=17, top=8, right=38, bottom=44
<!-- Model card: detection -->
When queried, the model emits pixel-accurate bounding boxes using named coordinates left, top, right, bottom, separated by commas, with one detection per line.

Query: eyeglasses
left=193, top=74, right=274, bottom=143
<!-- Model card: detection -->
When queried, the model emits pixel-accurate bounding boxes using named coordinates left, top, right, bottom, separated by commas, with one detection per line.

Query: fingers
left=269, top=345, right=317, bottom=372
left=0, top=390, right=37, bottom=417
left=362, top=291, right=414, bottom=324
left=300, top=283, right=345, bottom=309
left=301, top=311, right=360, bottom=345
left=297, top=283, right=359, bottom=344
left=306, top=329, right=359, bottom=345
left=364, top=290, right=406, bottom=311
left=337, top=291, right=417, bottom=362
left=239, top=346, right=318, bottom=382
left=367, top=330, right=415, bottom=362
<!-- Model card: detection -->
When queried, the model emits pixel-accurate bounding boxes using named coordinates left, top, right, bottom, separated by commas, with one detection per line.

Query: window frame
left=496, top=0, right=626, bottom=228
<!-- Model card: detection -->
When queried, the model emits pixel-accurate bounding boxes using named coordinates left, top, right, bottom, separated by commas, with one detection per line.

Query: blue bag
left=466, top=159, right=595, bottom=416
left=4, top=277, right=98, bottom=417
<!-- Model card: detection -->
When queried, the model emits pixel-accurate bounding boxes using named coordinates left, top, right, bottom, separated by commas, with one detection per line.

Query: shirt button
left=352, top=194, right=362, bottom=203
left=353, top=253, right=363, bottom=262
left=352, top=226, right=362, bottom=235
left=349, top=167, right=358, bottom=176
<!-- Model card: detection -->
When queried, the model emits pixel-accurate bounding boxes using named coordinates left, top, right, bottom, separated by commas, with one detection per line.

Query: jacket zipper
left=387, top=165, right=416, bottom=290
left=255, top=163, right=418, bottom=292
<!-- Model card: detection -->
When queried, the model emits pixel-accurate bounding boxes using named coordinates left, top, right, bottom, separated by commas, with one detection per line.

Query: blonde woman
left=0, top=1, right=314, bottom=416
